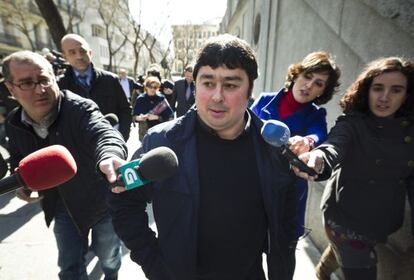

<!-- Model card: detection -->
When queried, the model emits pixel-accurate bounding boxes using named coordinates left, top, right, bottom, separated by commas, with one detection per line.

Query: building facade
left=0, top=0, right=166, bottom=77
left=220, top=1, right=414, bottom=279
left=171, top=20, right=219, bottom=75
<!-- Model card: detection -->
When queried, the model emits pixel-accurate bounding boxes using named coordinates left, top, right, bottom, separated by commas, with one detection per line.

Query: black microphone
left=261, top=120, right=317, bottom=176
left=0, top=145, right=77, bottom=196
left=115, top=146, right=179, bottom=190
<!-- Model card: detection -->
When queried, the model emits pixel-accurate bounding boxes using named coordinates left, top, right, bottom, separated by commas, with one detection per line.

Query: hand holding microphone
left=1, top=145, right=77, bottom=197
left=261, top=120, right=318, bottom=177
left=105, top=146, right=179, bottom=193
left=294, top=150, right=326, bottom=180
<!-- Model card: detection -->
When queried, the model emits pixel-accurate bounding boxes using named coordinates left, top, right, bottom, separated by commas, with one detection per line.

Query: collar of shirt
left=196, top=110, right=252, bottom=139
left=120, top=78, right=131, bottom=97
left=21, top=95, right=62, bottom=139
left=74, top=64, right=92, bottom=84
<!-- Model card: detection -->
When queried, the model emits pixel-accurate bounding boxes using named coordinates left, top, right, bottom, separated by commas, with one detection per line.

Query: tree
left=5, top=0, right=44, bottom=51
left=34, top=0, right=66, bottom=48
left=173, top=24, right=198, bottom=72
left=92, top=0, right=129, bottom=72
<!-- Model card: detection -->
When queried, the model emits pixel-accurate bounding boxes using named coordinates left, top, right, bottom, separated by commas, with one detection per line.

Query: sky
left=128, top=0, right=227, bottom=45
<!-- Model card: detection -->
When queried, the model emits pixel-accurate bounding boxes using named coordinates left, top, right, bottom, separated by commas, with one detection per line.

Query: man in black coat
left=3, top=50, right=128, bottom=280
left=58, top=34, right=131, bottom=141
left=108, top=35, right=297, bottom=280
left=171, top=65, right=195, bottom=117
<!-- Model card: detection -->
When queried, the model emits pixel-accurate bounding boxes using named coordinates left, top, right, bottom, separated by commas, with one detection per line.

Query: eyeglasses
left=147, top=85, right=159, bottom=90
left=10, top=78, right=53, bottom=91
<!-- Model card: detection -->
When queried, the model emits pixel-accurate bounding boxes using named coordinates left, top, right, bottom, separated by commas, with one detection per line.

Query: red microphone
left=0, top=145, right=77, bottom=196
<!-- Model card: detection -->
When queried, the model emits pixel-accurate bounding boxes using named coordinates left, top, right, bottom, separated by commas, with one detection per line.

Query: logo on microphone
left=124, top=168, right=138, bottom=185
left=119, top=159, right=149, bottom=190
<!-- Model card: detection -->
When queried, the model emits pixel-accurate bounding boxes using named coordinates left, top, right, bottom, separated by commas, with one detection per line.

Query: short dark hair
left=193, top=34, right=258, bottom=96
left=184, top=65, right=193, bottom=73
left=284, top=51, right=341, bottom=105
left=2, top=50, right=54, bottom=82
left=340, top=57, right=414, bottom=116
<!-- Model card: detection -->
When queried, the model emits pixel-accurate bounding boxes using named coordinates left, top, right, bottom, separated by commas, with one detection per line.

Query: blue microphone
left=261, top=120, right=317, bottom=176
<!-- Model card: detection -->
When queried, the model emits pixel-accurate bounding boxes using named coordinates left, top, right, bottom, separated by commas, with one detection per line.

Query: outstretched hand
left=292, top=150, right=325, bottom=181
left=288, top=135, right=313, bottom=155
left=99, top=156, right=127, bottom=193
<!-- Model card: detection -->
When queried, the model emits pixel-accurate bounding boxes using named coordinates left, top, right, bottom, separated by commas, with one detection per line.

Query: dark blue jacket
left=251, top=89, right=328, bottom=238
left=108, top=108, right=297, bottom=280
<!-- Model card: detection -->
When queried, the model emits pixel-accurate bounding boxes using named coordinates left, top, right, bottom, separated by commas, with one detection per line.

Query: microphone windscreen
left=261, top=120, right=291, bottom=147
left=139, top=146, right=178, bottom=182
left=18, top=145, right=77, bottom=190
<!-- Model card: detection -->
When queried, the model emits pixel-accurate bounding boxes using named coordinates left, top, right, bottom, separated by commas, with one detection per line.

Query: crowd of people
left=0, top=31, right=413, bottom=280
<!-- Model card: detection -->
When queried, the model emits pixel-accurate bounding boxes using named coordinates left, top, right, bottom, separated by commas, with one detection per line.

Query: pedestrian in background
left=133, top=76, right=173, bottom=141
left=251, top=51, right=341, bottom=240
left=146, top=63, right=175, bottom=110
left=108, top=34, right=297, bottom=280
left=2, top=50, right=127, bottom=280
left=118, top=68, right=140, bottom=105
left=58, top=34, right=132, bottom=141
left=294, top=57, right=414, bottom=280
left=171, top=65, right=195, bottom=117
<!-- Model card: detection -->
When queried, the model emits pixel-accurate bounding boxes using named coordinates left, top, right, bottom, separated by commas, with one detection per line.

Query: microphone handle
left=0, top=173, right=24, bottom=196
left=281, top=145, right=317, bottom=176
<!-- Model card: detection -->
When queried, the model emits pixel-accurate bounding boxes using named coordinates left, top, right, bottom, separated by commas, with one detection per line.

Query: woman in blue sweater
left=251, top=51, right=341, bottom=239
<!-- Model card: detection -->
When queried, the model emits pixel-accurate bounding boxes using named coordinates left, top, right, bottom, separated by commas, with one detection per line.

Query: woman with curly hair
left=251, top=51, right=341, bottom=240
left=295, top=57, right=414, bottom=280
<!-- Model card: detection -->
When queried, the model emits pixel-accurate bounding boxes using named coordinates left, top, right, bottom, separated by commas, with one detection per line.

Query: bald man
left=58, top=34, right=131, bottom=140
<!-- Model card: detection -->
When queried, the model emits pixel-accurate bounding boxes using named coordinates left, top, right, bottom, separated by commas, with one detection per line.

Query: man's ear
left=5, top=82, right=17, bottom=99
left=4, top=81, right=14, bottom=93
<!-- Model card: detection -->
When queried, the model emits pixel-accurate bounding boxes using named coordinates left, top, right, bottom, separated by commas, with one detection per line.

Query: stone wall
left=221, top=0, right=414, bottom=278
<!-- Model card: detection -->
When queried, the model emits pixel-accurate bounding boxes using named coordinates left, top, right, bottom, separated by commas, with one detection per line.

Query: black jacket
left=171, top=78, right=195, bottom=117
left=58, top=65, right=132, bottom=141
left=6, top=90, right=128, bottom=237
left=317, top=113, right=414, bottom=241
left=108, top=109, right=297, bottom=280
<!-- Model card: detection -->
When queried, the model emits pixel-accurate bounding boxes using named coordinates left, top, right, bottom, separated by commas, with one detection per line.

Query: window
left=253, top=14, right=261, bottom=45
left=92, top=24, right=104, bottom=38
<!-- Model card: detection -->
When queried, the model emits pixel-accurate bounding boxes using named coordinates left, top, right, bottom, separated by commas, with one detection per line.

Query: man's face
left=195, top=65, right=250, bottom=140
left=184, top=70, right=193, bottom=83
left=61, top=38, right=92, bottom=73
left=6, top=61, right=59, bottom=123
left=119, top=70, right=127, bottom=79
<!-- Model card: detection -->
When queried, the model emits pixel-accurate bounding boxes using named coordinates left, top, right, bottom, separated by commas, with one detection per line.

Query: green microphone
left=118, top=146, right=178, bottom=190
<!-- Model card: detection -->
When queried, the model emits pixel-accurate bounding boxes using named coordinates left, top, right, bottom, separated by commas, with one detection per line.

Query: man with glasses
left=2, top=50, right=127, bottom=280
left=58, top=34, right=131, bottom=141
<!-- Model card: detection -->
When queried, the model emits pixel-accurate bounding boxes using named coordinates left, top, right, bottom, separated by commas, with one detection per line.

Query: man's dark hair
left=184, top=65, right=193, bottom=73
left=193, top=34, right=258, bottom=96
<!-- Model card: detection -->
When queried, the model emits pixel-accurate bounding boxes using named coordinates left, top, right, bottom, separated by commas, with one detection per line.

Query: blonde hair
left=144, top=76, right=161, bottom=89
